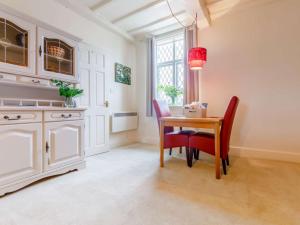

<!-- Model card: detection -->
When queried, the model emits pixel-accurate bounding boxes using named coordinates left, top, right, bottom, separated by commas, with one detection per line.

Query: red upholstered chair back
left=221, top=96, right=239, bottom=158
left=153, top=99, right=174, bottom=134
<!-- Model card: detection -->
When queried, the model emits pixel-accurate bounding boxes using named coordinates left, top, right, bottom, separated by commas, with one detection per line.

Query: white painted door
left=0, top=123, right=42, bottom=186
left=44, top=120, right=84, bottom=171
left=78, top=44, right=109, bottom=156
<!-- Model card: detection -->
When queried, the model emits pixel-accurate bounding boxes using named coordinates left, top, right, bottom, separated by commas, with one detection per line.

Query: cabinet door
left=44, top=120, right=84, bottom=171
left=0, top=123, right=42, bottom=186
left=0, top=10, right=36, bottom=76
left=37, top=27, right=78, bottom=83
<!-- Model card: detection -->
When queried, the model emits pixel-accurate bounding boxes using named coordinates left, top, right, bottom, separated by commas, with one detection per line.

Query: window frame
left=154, top=30, right=185, bottom=106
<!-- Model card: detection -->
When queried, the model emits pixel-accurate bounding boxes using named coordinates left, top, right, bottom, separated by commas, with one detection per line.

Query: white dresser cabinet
left=0, top=108, right=86, bottom=196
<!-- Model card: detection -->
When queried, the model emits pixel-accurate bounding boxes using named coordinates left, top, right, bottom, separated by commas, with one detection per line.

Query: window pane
left=157, top=65, right=173, bottom=104
left=176, top=63, right=184, bottom=105
left=157, top=42, right=173, bottom=63
left=158, top=65, right=173, bottom=86
left=175, top=39, right=184, bottom=60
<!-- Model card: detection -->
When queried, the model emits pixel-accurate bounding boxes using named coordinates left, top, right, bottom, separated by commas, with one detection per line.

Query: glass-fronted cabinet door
left=37, top=27, right=78, bottom=83
left=0, top=10, right=36, bottom=75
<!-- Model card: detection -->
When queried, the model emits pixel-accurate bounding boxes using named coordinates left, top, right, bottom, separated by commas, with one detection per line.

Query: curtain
left=184, top=24, right=200, bottom=104
left=146, top=37, right=156, bottom=117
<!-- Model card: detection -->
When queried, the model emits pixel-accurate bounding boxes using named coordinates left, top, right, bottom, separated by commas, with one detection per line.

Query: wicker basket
left=47, top=46, right=65, bottom=58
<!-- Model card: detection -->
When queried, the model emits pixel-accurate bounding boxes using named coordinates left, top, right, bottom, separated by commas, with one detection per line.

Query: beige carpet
left=0, top=144, right=299, bottom=225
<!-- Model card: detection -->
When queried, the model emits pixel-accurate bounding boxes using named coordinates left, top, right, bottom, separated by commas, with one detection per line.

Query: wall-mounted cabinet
left=0, top=9, right=79, bottom=84
left=0, top=10, right=36, bottom=76
left=37, top=28, right=78, bottom=83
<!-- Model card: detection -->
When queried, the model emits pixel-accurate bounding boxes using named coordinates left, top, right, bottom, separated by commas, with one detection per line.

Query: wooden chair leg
left=222, top=159, right=227, bottom=175
left=185, top=147, right=191, bottom=167
left=226, top=155, right=230, bottom=166
left=194, top=149, right=199, bottom=160
left=169, top=148, right=172, bottom=155
left=179, top=147, right=182, bottom=154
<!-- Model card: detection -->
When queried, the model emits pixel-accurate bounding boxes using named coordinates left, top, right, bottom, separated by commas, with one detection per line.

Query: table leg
left=214, top=123, right=221, bottom=179
left=160, top=120, right=164, bottom=167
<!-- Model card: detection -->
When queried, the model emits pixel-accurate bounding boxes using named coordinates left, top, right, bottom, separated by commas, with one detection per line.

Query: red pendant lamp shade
left=188, top=47, right=207, bottom=70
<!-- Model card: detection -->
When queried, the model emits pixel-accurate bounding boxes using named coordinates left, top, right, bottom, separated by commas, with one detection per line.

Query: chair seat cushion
left=164, top=130, right=196, bottom=148
left=189, top=132, right=216, bottom=155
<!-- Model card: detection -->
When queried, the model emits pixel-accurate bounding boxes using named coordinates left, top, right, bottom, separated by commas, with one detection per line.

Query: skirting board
left=138, top=137, right=300, bottom=164
left=230, top=146, right=300, bottom=163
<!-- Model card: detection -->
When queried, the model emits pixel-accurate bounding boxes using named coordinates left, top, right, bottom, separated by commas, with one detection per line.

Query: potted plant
left=51, top=79, right=83, bottom=108
left=158, top=85, right=183, bottom=105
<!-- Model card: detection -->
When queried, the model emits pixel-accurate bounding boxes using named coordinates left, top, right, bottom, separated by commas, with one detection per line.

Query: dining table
left=159, top=116, right=224, bottom=179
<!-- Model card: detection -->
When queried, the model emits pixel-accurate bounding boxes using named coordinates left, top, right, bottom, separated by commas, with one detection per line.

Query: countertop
left=0, top=106, right=87, bottom=111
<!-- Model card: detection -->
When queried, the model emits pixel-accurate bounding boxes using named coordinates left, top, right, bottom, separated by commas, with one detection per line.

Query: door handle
left=104, top=101, right=109, bottom=108
left=46, top=141, right=49, bottom=153
left=39, top=45, right=42, bottom=56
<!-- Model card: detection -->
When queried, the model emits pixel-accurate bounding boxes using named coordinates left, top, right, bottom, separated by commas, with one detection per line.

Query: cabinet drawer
left=17, top=77, right=50, bottom=87
left=0, top=111, right=42, bottom=125
left=44, top=111, right=84, bottom=122
left=0, top=73, right=17, bottom=82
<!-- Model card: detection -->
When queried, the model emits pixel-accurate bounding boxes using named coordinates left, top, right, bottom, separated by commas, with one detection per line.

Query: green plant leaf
left=51, top=79, right=84, bottom=98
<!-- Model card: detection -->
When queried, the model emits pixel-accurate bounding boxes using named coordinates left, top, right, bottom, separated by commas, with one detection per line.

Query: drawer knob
left=3, top=115, right=21, bottom=120
left=32, top=80, right=41, bottom=84
left=61, top=114, right=72, bottom=118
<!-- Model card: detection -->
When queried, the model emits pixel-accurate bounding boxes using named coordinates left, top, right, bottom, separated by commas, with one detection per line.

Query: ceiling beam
left=90, top=0, right=112, bottom=12
left=112, top=0, right=166, bottom=24
left=54, top=0, right=134, bottom=42
left=145, top=20, right=184, bottom=35
left=198, top=0, right=211, bottom=26
left=128, top=10, right=186, bottom=34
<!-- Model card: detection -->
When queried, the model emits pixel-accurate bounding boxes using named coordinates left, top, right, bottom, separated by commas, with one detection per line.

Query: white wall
left=0, top=0, right=138, bottom=148
left=199, top=0, right=300, bottom=162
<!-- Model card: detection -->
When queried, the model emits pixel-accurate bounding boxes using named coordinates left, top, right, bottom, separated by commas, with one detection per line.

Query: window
left=155, top=32, right=185, bottom=106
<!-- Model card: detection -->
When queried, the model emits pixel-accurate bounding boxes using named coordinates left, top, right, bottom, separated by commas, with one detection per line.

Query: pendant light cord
left=166, top=0, right=196, bottom=28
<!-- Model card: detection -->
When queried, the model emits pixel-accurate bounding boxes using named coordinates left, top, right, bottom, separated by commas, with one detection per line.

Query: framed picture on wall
left=115, top=63, right=131, bottom=85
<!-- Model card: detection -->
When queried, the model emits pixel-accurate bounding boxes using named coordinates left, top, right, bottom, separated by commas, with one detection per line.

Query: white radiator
left=111, top=112, right=138, bottom=133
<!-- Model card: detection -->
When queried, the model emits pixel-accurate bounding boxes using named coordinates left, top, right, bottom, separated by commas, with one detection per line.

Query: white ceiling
left=71, top=0, right=210, bottom=39
left=57, top=0, right=270, bottom=41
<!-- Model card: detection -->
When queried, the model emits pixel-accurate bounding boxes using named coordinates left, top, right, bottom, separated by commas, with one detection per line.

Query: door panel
left=44, top=120, right=84, bottom=171
left=95, top=115, right=105, bottom=147
left=96, top=71, right=105, bottom=106
left=80, top=68, right=91, bottom=107
left=0, top=123, right=42, bottom=186
left=84, top=115, right=91, bottom=149
left=79, top=44, right=109, bottom=156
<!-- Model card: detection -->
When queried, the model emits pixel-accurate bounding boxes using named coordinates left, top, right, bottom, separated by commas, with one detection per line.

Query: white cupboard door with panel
left=44, top=120, right=84, bottom=171
left=0, top=10, right=36, bottom=76
left=0, top=123, right=42, bottom=186
left=37, top=27, right=78, bottom=83
left=79, top=44, right=109, bottom=156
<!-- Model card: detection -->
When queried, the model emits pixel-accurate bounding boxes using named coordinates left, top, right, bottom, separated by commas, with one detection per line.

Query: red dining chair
left=153, top=99, right=195, bottom=166
left=189, top=96, right=239, bottom=174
